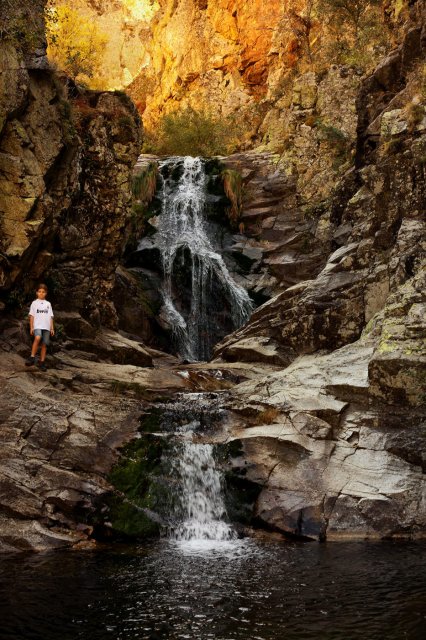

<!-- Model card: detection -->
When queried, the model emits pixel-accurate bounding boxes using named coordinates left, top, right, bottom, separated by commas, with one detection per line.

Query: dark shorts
left=34, top=329, right=50, bottom=345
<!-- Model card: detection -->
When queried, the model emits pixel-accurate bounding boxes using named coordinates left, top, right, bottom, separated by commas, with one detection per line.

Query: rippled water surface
left=1, top=539, right=426, bottom=640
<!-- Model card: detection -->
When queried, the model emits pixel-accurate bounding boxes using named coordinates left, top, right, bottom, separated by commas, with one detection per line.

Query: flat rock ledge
left=1, top=316, right=425, bottom=549
left=0, top=330, right=189, bottom=552
left=219, top=337, right=426, bottom=541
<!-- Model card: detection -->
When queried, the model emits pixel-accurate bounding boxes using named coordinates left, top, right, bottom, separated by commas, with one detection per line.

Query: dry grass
left=222, top=169, right=243, bottom=226
left=405, top=102, right=425, bottom=132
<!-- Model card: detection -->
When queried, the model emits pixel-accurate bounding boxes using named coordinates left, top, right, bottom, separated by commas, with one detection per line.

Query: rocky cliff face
left=211, top=6, right=426, bottom=540
left=131, top=0, right=408, bottom=137
left=0, top=1, right=169, bottom=552
left=44, top=1, right=412, bottom=148
left=0, top=0, right=425, bottom=550
left=0, top=5, right=142, bottom=326
left=139, top=0, right=283, bottom=127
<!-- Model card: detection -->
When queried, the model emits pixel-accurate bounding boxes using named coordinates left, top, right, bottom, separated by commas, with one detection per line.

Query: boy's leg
left=30, top=334, right=41, bottom=357
left=38, top=331, right=50, bottom=370
left=26, top=333, right=41, bottom=366
left=31, top=335, right=41, bottom=356
left=40, top=343, right=47, bottom=362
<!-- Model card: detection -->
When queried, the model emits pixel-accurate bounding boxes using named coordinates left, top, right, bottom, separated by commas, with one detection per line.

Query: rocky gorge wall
left=209, top=5, right=426, bottom=540
left=51, top=1, right=406, bottom=128
left=128, top=0, right=411, bottom=138
left=0, top=3, right=142, bottom=326
left=0, top=0, right=425, bottom=550
left=0, top=0, right=164, bottom=551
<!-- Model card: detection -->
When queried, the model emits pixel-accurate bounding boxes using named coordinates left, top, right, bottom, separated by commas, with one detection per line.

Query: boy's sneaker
left=25, top=356, right=35, bottom=367
left=38, top=361, right=47, bottom=371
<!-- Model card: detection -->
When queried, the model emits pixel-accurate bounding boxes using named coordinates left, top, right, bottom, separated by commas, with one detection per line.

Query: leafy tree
left=45, top=2, right=108, bottom=85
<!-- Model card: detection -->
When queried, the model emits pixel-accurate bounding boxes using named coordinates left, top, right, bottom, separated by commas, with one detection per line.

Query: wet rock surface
left=223, top=335, right=425, bottom=540
left=1, top=1, right=425, bottom=549
left=0, top=327, right=189, bottom=552
left=209, top=11, right=426, bottom=540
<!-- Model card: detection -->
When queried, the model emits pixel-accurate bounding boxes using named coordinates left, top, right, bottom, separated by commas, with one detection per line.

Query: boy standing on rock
left=25, top=284, right=55, bottom=371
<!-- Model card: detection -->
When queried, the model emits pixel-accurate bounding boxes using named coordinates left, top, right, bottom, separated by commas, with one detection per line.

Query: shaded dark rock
left=54, top=312, right=96, bottom=340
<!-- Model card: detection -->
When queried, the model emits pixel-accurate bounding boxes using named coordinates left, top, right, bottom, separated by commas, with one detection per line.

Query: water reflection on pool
left=1, top=539, right=425, bottom=640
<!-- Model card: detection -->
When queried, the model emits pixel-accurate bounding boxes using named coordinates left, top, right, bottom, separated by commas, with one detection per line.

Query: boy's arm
left=50, top=307, right=55, bottom=335
left=29, top=314, right=34, bottom=335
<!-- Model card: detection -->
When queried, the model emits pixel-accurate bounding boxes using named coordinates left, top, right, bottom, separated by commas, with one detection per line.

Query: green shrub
left=143, top=106, right=240, bottom=157
left=106, top=432, right=166, bottom=539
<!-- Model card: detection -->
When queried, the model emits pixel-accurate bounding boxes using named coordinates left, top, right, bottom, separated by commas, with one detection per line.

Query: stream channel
left=1, top=157, right=425, bottom=639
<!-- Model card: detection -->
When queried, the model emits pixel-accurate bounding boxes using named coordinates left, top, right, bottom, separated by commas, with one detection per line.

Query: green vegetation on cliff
left=132, top=162, right=159, bottom=202
left=143, top=106, right=241, bottom=157
left=222, top=168, right=243, bottom=226
left=46, top=1, right=108, bottom=87
left=106, top=413, right=166, bottom=539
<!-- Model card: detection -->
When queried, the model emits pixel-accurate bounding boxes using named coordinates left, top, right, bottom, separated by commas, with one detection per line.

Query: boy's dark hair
left=36, top=283, right=48, bottom=293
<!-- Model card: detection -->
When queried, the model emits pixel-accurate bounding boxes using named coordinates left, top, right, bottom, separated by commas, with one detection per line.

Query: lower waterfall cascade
left=147, top=156, right=253, bottom=361
left=155, top=393, right=237, bottom=546
left=166, top=437, right=236, bottom=544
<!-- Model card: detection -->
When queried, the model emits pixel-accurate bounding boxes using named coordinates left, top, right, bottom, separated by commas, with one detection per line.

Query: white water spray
left=167, top=437, right=236, bottom=543
left=156, top=156, right=253, bottom=361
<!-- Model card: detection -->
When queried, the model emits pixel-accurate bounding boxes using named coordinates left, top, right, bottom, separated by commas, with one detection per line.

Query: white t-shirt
left=29, top=299, right=54, bottom=331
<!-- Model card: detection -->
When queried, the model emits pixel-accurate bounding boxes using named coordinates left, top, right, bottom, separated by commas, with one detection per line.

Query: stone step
left=241, top=207, right=278, bottom=220
left=243, top=198, right=283, bottom=209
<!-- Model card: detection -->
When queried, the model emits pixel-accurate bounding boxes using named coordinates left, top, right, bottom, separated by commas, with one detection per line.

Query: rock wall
left=212, top=7, right=426, bottom=540
left=139, top=0, right=283, bottom=127
left=217, top=6, right=426, bottom=363
left=130, top=0, right=409, bottom=137
left=0, top=5, right=142, bottom=327
left=0, top=0, right=164, bottom=552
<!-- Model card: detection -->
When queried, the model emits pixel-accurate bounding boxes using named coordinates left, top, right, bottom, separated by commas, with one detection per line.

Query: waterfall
left=156, top=156, right=253, bottom=361
left=167, top=438, right=236, bottom=543
left=158, top=393, right=236, bottom=546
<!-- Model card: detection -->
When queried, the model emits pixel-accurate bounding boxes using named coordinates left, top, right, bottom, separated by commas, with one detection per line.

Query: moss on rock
left=106, top=418, right=166, bottom=539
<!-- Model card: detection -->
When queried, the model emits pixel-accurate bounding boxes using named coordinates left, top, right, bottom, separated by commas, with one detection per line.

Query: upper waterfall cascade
left=153, top=156, right=253, bottom=361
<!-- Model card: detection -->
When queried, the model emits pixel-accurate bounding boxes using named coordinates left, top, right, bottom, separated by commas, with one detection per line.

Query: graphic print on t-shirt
left=29, top=299, right=54, bottom=331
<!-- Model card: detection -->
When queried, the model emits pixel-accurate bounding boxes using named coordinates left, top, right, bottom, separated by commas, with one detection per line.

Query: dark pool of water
left=1, top=539, right=425, bottom=640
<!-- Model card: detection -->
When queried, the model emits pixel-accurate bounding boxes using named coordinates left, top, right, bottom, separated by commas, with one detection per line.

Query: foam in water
left=156, top=156, right=253, bottom=361
left=166, top=434, right=236, bottom=547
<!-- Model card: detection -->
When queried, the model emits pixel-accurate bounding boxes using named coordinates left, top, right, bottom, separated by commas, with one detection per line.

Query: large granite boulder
left=225, top=317, right=425, bottom=540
